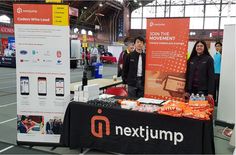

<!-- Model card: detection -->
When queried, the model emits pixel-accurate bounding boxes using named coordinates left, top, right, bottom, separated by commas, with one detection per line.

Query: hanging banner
left=14, top=4, right=70, bottom=144
left=1, top=38, right=8, bottom=56
left=0, top=26, right=14, bottom=34
left=0, top=38, right=16, bottom=67
left=145, top=18, right=190, bottom=101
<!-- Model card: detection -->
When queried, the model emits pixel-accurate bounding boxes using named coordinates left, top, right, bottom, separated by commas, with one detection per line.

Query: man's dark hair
left=215, top=41, right=222, bottom=47
left=124, top=37, right=133, bottom=46
left=134, top=36, right=145, bottom=44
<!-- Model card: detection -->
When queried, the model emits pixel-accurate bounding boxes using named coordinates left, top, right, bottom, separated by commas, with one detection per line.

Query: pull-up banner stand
left=216, top=24, right=236, bottom=128
left=145, top=18, right=190, bottom=101
left=14, top=4, right=70, bottom=145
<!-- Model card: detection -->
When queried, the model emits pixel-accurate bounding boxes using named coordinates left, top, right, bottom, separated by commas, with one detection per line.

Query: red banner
left=69, top=7, right=78, bottom=17
left=13, top=4, right=52, bottom=25
left=78, top=35, right=94, bottom=42
left=13, top=4, right=69, bottom=26
left=145, top=18, right=190, bottom=101
left=0, top=26, right=14, bottom=34
left=1, top=38, right=8, bottom=56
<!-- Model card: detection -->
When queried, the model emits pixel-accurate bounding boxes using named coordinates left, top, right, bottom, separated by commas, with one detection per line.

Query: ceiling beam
left=105, top=1, right=122, bottom=10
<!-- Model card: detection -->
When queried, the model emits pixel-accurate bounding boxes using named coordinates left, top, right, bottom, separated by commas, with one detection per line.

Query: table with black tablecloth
left=60, top=101, right=215, bottom=154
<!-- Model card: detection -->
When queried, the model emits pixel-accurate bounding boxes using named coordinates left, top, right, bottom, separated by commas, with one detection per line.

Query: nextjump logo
left=91, top=109, right=184, bottom=145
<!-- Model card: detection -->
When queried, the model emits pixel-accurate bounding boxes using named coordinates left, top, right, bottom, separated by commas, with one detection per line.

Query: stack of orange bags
left=158, top=100, right=214, bottom=120
left=183, top=100, right=213, bottom=120
left=158, top=101, right=186, bottom=117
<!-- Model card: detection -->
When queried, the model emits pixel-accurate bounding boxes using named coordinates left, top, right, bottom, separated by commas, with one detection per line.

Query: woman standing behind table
left=184, top=40, right=215, bottom=101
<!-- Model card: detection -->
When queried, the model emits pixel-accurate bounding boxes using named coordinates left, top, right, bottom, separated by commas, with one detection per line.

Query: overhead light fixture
left=95, top=25, right=100, bottom=30
left=88, top=30, right=93, bottom=36
left=139, top=2, right=142, bottom=6
left=0, top=15, right=10, bottom=24
left=83, top=6, right=87, bottom=10
left=99, top=3, right=103, bottom=7
left=133, top=0, right=137, bottom=2
left=73, top=28, right=79, bottom=33
left=81, top=29, right=87, bottom=35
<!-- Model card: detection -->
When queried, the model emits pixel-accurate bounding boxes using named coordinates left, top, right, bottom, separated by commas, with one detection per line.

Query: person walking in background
left=90, top=45, right=99, bottom=64
left=184, top=40, right=215, bottom=101
left=213, top=41, right=222, bottom=106
left=123, top=36, right=146, bottom=98
left=117, top=37, right=134, bottom=79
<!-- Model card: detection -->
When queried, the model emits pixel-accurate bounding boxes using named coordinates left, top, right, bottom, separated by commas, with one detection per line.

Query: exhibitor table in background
left=100, top=56, right=117, bottom=63
left=60, top=102, right=215, bottom=154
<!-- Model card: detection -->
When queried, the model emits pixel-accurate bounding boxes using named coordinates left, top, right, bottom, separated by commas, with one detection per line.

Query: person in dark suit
left=117, top=37, right=134, bottom=78
left=123, top=36, right=146, bottom=98
left=184, top=40, right=215, bottom=100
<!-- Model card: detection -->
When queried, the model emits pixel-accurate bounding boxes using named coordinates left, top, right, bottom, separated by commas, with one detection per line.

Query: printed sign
left=145, top=18, right=190, bottom=101
left=14, top=4, right=70, bottom=144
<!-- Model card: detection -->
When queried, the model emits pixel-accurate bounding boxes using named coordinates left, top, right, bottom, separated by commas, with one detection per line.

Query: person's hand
left=122, top=79, right=127, bottom=84
left=183, top=92, right=190, bottom=102
left=207, top=94, right=214, bottom=107
left=121, top=84, right=126, bottom=88
left=207, top=94, right=214, bottom=99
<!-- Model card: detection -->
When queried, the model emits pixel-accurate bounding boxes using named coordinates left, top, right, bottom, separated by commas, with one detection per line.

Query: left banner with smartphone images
left=14, top=4, right=70, bottom=144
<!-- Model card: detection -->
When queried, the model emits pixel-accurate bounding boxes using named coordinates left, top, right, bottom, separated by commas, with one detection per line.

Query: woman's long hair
left=189, top=40, right=210, bottom=60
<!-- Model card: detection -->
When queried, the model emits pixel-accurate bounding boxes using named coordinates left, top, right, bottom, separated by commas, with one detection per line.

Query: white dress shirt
left=137, top=54, right=142, bottom=77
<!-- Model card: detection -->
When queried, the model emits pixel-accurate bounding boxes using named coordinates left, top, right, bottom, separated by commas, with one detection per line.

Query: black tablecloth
left=60, top=102, right=215, bottom=154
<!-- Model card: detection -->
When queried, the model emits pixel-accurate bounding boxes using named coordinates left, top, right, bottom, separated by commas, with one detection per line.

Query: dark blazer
left=123, top=50, right=146, bottom=87
left=185, top=54, right=215, bottom=95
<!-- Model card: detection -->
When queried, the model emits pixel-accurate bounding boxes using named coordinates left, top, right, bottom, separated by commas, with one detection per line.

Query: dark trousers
left=90, top=56, right=97, bottom=64
left=128, top=78, right=144, bottom=98
left=214, top=74, right=220, bottom=106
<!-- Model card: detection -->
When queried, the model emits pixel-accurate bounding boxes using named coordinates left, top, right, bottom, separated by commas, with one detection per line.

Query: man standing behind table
left=123, top=36, right=146, bottom=98
left=213, top=41, right=222, bottom=106
left=117, top=37, right=134, bottom=79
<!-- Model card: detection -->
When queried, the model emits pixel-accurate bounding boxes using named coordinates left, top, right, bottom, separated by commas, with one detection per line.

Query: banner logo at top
left=16, top=7, right=37, bottom=14
left=13, top=4, right=69, bottom=26
left=16, top=7, right=23, bottom=14
left=150, top=21, right=154, bottom=27
left=91, top=109, right=110, bottom=138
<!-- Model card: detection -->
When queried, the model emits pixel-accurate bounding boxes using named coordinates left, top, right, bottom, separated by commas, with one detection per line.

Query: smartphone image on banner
left=38, top=77, right=47, bottom=96
left=55, top=78, right=64, bottom=96
left=20, top=76, right=29, bottom=95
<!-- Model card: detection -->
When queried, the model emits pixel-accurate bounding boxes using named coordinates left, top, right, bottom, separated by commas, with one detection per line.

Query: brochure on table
left=14, top=4, right=70, bottom=144
left=145, top=18, right=190, bottom=101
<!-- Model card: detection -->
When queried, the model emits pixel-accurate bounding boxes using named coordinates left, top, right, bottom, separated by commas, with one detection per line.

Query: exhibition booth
left=13, top=3, right=235, bottom=154
left=0, top=26, right=16, bottom=67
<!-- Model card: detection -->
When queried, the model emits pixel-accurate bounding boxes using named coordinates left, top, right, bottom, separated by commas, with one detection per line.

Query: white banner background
left=15, top=23, right=70, bottom=143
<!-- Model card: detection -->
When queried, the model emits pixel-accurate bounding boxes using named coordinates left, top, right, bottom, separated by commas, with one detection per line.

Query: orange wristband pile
left=158, top=100, right=213, bottom=120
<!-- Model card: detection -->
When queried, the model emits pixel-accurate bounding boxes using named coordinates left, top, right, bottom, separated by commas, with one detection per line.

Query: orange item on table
left=158, top=101, right=187, bottom=117
left=183, top=107, right=210, bottom=120
left=188, top=100, right=210, bottom=108
left=158, top=100, right=213, bottom=120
